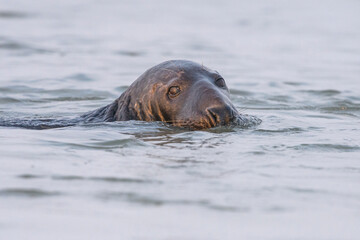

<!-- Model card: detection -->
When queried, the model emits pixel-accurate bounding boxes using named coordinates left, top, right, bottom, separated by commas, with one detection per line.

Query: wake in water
left=0, top=117, right=79, bottom=129
left=0, top=113, right=261, bottom=130
left=234, top=114, right=262, bottom=127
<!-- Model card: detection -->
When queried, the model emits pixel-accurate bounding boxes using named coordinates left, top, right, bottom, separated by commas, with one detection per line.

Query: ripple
left=188, top=43, right=221, bottom=52
left=320, top=100, right=360, bottom=112
left=256, top=127, right=304, bottom=133
left=299, top=89, right=341, bottom=96
left=49, top=137, right=148, bottom=149
left=43, top=96, right=106, bottom=102
left=0, top=85, right=114, bottom=100
left=0, top=38, right=52, bottom=55
left=116, top=50, right=145, bottom=57
left=263, top=206, right=288, bottom=213
left=65, top=73, right=95, bottom=82
left=290, top=144, right=360, bottom=152
left=0, top=11, right=31, bottom=19
left=249, top=151, right=266, bottom=155
left=83, top=176, right=159, bottom=184
left=283, top=81, right=307, bottom=86
left=18, top=174, right=160, bottom=184
left=97, top=191, right=248, bottom=212
left=0, top=188, right=60, bottom=198
left=287, top=187, right=320, bottom=193
left=17, top=174, right=44, bottom=179
left=0, top=97, right=22, bottom=103
left=0, top=118, right=77, bottom=129
left=229, top=89, right=253, bottom=96
left=304, top=114, right=340, bottom=119
left=0, top=96, right=107, bottom=104
left=267, top=95, right=293, bottom=103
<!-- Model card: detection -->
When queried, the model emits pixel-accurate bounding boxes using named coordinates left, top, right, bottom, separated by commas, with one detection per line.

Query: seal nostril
left=226, top=108, right=239, bottom=124
left=206, top=105, right=238, bottom=126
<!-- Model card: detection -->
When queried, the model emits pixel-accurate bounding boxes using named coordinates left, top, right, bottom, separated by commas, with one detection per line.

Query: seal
left=0, top=60, right=261, bottom=129
left=80, top=60, right=261, bottom=129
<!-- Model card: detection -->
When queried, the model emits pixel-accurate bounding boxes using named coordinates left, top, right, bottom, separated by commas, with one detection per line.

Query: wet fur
left=0, top=60, right=261, bottom=130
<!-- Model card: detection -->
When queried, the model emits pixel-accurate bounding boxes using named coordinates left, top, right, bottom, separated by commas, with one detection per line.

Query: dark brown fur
left=82, top=60, right=257, bottom=129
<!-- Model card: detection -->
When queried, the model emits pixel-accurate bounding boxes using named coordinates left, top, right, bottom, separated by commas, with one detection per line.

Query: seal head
left=103, top=60, right=253, bottom=129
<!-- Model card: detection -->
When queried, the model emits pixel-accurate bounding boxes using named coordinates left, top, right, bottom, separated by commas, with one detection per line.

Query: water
left=1, top=0, right=360, bottom=239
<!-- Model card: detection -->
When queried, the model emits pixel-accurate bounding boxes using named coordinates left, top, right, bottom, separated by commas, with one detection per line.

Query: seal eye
left=168, top=86, right=181, bottom=98
left=215, top=78, right=226, bottom=88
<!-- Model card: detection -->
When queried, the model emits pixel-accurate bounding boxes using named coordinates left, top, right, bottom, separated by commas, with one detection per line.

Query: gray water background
left=0, top=0, right=360, bottom=239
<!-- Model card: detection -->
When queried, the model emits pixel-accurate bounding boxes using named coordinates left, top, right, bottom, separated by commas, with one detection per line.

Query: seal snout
left=206, top=104, right=237, bottom=127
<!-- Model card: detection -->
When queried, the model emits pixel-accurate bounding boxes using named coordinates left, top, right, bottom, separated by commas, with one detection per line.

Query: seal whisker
left=237, top=107, right=247, bottom=113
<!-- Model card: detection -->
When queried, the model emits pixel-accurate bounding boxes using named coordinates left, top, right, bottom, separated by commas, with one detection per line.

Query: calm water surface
left=1, top=0, right=360, bottom=239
